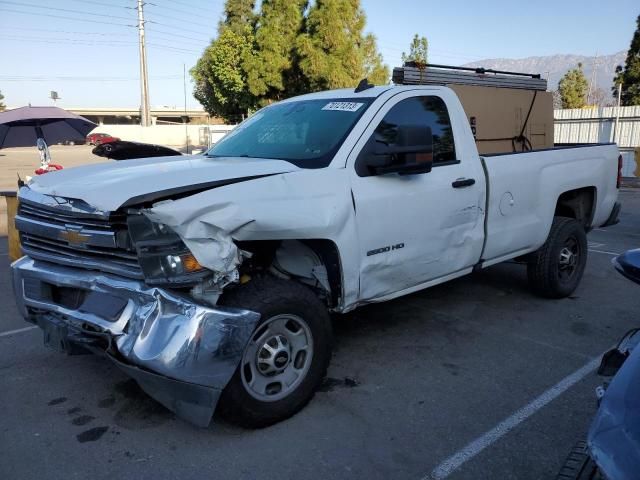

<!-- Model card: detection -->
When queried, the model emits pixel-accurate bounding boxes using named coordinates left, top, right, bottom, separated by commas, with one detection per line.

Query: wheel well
left=302, top=239, right=343, bottom=307
left=554, top=187, right=596, bottom=229
left=235, top=239, right=343, bottom=308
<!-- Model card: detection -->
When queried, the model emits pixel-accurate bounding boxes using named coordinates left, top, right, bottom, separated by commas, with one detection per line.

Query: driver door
left=349, top=92, right=486, bottom=301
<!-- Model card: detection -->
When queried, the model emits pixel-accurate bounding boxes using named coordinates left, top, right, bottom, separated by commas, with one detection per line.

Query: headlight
left=127, top=214, right=207, bottom=286
left=161, top=253, right=204, bottom=276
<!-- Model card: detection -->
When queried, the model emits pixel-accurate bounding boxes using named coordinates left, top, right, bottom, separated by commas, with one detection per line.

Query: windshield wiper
left=205, top=153, right=253, bottom=159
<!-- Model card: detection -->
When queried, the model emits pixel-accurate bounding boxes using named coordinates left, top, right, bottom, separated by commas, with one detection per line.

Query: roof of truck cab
left=279, top=85, right=446, bottom=103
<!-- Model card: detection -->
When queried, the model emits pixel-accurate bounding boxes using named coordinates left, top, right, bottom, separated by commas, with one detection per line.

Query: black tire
left=527, top=216, right=588, bottom=298
left=556, top=441, right=601, bottom=480
left=218, top=275, right=332, bottom=428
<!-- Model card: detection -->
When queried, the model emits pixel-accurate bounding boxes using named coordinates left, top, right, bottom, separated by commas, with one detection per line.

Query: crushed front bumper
left=11, top=256, right=260, bottom=427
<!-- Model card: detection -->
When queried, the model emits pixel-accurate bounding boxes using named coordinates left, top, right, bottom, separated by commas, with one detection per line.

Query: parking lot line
left=424, top=354, right=602, bottom=480
left=0, top=326, right=37, bottom=338
left=588, top=248, right=620, bottom=256
left=595, top=227, right=640, bottom=237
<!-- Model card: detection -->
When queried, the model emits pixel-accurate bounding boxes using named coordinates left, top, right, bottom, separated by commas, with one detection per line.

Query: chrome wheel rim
left=241, top=314, right=314, bottom=402
left=559, top=235, right=580, bottom=281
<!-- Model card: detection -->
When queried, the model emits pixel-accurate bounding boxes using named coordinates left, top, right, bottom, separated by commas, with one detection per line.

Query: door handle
left=452, top=178, right=476, bottom=188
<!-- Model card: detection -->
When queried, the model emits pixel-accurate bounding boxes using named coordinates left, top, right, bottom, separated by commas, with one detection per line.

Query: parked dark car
left=91, top=140, right=182, bottom=160
left=556, top=249, right=640, bottom=480
left=86, top=132, right=118, bottom=145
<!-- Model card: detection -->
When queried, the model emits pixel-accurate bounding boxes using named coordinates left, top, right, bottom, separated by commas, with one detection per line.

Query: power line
left=157, top=0, right=218, bottom=13
left=0, top=34, right=136, bottom=44
left=146, top=44, right=201, bottom=56
left=0, top=7, right=136, bottom=27
left=146, top=1, right=218, bottom=22
left=144, top=30, right=208, bottom=47
left=0, top=0, right=135, bottom=22
left=64, top=0, right=131, bottom=10
left=0, top=35, right=200, bottom=55
left=0, top=14, right=213, bottom=44
left=144, top=7, right=217, bottom=31
left=0, top=36, right=139, bottom=48
left=147, top=43, right=200, bottom=54
left=145, top=25, right=213, bottom=43
left=0, top=74, right=182, bottom=81
left=1, top=25, right=203, bottom=49
left=2, top=26, right=137, bottom=37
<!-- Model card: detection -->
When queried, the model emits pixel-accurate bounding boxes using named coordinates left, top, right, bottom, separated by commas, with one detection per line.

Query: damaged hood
left=27, top=154, right=300, bottom=211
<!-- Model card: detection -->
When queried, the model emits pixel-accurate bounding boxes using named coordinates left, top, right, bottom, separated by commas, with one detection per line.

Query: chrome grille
left=18, top=201, right=125, bottom=231
left=16, top=190, right=143, bottom=279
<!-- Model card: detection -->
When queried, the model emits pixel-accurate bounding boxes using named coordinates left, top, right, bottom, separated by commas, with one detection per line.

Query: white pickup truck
left=11, top=84, right=621, bottom=428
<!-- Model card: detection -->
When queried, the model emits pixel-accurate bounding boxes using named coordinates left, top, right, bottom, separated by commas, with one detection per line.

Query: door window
left=356, top=96, right=456, bottom=176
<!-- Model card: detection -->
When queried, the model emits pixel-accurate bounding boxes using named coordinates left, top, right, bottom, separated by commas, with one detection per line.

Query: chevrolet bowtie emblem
left=59, top=229, right=91, bottom=246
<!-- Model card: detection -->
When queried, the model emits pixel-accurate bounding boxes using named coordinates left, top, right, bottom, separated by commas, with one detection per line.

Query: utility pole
left=587, top=53, right=599, bottom=106
left=136, top=0, right=151, bottom=127
left=613, top=83, right=622, bottom=144
left=183, top=63, right=189, bottom=154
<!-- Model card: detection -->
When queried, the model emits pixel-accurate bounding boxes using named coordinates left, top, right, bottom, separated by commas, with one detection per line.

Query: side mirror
left=364, top=125, right=433, bottom=176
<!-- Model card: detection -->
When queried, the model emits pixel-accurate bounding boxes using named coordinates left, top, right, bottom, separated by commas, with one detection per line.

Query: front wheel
left=218, top=276, right=332, bottom=428
left=527, top=216, right=588, bottom=298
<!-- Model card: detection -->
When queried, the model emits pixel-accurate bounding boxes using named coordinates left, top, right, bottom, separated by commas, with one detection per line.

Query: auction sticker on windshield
left=322, top=102, right=364, bottom=112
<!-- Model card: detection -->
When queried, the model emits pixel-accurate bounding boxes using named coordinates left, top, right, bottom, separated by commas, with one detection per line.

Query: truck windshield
left=205, top=98, right=373, bottom=168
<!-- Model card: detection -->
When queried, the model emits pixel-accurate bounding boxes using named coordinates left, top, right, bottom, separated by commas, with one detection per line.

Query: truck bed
left=479, top=143, right=620, bottom=267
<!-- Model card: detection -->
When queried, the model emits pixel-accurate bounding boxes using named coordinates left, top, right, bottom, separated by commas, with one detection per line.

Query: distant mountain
left=463, top=52, right=626, bottom=94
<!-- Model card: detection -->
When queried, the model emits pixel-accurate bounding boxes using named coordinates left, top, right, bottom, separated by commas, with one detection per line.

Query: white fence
left=554, top=105, right=640, bottom=177
left=91, top=124, right=236, bottom=150
left=98, top=114, right=640, bottom=176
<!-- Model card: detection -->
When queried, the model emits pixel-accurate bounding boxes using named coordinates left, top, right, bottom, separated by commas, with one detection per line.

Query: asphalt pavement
left=1, top=189, right=639, bottom=480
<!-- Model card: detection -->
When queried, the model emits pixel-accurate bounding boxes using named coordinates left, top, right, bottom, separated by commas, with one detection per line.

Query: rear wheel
left=527, top=216, right=588, bottom=298
left=218, top=276, right=332, bottom=428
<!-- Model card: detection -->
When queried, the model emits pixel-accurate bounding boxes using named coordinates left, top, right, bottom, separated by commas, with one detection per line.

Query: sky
left=1, top=0, right=638, bottom=109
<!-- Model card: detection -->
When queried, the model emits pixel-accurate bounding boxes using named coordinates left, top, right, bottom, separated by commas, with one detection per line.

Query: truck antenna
left=354, top=79, right=375, bottom=93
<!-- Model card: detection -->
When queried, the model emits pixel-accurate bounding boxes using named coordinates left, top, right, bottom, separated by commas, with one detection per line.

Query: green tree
left=361, top=33, right=390, bottom=85
left=191, top=0, right=258, bottom=122
left=220, top=0, right=256, bottom=34
left=558, top=63, right=588, bottom=109
left=0, top=90, right=5, bottom=111
left=192, top=0, right=389, bottom=118
left=296, top=0, right=388, bottom=89
left=402, top=34, right=429, bottom=66
left=245, top=0, right=308, bottom=102
left=191, top=26, right=257, bottom=122
left=613, top=14, right=640, bottom=106
left=296, top=0, right=365, bottom=90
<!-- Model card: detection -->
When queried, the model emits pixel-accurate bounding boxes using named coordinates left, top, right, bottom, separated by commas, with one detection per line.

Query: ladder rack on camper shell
left=392, top=63, right=548, bottom=91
